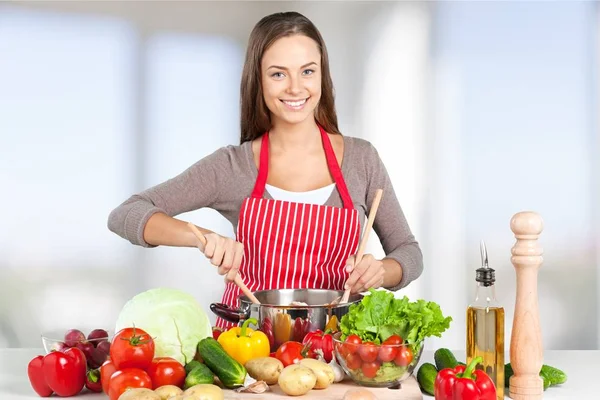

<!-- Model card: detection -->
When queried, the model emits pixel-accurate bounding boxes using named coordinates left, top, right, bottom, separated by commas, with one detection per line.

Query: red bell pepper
left=28, top=347, right=87, bottom=397
left=27, top=356, right=53, bottom=397
left=292, top=317, right=309, bottom=342
left=302, top=329, right=334, bottom=362
left=434, top=356, right=496, bottom=400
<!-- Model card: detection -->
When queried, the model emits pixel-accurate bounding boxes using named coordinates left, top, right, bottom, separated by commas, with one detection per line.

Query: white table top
left=0, top=348, right=591, bottom=399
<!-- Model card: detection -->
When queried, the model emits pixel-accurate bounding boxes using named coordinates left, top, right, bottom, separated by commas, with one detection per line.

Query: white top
left=2, top=348, right=587, bottom=399
left=265, top=183, right=336, bottom=205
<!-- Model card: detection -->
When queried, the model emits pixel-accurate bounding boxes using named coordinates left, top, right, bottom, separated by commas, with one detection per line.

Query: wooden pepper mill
left=509, top=211, right=544, bottom=399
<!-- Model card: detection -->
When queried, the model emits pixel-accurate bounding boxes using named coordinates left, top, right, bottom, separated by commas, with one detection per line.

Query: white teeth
left=283, top=99, right=307, bottom=107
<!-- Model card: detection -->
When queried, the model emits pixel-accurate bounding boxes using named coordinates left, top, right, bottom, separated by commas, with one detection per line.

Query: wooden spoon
left=187, top=223, right=260, bottom=304
left=336, top=188, right=384, bottom=305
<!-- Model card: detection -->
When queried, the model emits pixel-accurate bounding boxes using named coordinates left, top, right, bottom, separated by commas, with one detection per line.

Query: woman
left=108, top=11, right=423, bottom=328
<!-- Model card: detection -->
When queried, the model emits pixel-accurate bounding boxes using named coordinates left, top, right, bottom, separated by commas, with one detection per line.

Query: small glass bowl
left=332, top=332, right=424, bottom=388
left=41, top=329, right=112, bottom=369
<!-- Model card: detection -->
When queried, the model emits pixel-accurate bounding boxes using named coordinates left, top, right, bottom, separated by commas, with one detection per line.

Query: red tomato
left=275, top=341, right=305, bottom=367
left=377, top=345, right=398, bottom=363
left=345, top=352, right=362, bottom=370
left=108, top=368, right=152, bottom=400
left=361, top=361, right=381, bottom=378
left=147, top=357, right=186, bottom=389
left=383, top=335, right=403, bottom=346
left=344, top=334, right=362, bottom=354
left=378, top=335, right=402, bottom=362
left=110, top=327, right=155, bottom=370
left=100, top=360, right=118, bottom=394
left=394, top=346, right=414, bottom=367
left=358, top=342, right=378, bottom=363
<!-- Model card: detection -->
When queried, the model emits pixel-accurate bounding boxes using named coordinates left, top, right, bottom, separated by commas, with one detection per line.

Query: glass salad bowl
left=333, top=332, right=424, bottom=388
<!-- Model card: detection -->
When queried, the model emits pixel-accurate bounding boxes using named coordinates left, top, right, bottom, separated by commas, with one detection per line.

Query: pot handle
left=210, top=303, right=248, bottom=324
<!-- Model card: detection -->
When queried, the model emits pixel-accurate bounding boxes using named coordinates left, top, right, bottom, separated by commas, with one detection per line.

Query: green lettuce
left=340, top=289, right=452, bottom=345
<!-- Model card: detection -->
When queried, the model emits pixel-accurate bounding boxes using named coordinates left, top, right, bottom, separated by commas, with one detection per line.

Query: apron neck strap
left=250, top=124, right=354, bottom=209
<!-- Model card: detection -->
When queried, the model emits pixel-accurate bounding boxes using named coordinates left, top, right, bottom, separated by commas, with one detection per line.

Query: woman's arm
left=107, top=148, right=225, bottom=248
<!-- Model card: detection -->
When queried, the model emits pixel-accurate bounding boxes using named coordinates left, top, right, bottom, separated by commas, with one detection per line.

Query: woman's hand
left=343, top=254, right=385, bottom=294
left=197, top=233, right=245, bottom=282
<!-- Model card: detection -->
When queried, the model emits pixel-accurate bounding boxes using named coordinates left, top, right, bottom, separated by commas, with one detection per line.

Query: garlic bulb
left=328, top=357, right=345, bottom=383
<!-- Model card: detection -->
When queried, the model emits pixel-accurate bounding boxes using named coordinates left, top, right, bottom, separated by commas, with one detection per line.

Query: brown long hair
left=239, top=12, right=341, bottom=144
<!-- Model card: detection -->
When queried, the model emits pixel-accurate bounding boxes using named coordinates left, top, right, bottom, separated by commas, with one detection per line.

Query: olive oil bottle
left=467, top=241, right=504, bottom=400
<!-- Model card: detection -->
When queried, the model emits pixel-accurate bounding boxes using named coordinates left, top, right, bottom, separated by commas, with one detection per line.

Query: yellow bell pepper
left=217, top=317, right=270, bottom=365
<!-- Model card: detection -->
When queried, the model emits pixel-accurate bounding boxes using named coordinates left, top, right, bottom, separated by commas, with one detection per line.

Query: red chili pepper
left=85, top=368, right=103, bottom=393
left=28, top=347, right=87, bottom=397
left=434, top=356, right=496, bottom=400
left=260, top=317, right=276, bottom=352
left=302, top=329, right=334, bottom=362
left=212, top=326, right=224, bottom=341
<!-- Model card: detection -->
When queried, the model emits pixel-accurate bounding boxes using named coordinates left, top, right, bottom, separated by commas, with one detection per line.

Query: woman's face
left=261, top=34, right=322, bottom=128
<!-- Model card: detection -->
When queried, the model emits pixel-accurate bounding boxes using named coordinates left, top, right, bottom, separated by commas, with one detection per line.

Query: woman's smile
left=281, top=97, right=310, bottom=111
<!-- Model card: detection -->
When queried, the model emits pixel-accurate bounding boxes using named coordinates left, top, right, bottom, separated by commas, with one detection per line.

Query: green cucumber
left=505, top=363, right=566, bottom=390
left=416, top=362, right=438, bottom=396
left=184, top=360, right=203, bottom=375
left=197, top=337, right=246, bottom=388
left=434, top=348, right=459, bottom=371
left=184, top=363, right=214, bottom=389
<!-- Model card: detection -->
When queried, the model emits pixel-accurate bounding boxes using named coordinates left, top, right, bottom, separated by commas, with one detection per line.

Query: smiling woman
left=107, top=11, right=424, bottom=330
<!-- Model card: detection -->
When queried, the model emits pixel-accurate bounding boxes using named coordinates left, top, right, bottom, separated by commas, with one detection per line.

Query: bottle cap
left=476, top=240, right=495, bottom=286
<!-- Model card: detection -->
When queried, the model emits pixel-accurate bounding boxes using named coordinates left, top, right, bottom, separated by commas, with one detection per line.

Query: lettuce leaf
left=340, top=289, right=452, bottom=344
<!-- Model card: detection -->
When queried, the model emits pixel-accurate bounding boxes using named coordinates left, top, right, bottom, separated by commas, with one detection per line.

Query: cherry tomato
left=100, top=359, right=117, bottom=394
left=358, top=342, right=378, bottom=363
left=383, top=335, right=403, bottom=346
left=147, top=357, right=186, bottom=389
left=344, top=334, right=362, bottom=354
left=108, top=368, right=152, bottom=400
left=275, top=341, right=305, bottom=367
left=378, top=335, right=402, bottom=362
left=345, top=352, right=362, bottom=370
left=361, top=361, right=381, bottom=378
left=110, top=327, right=155, bottom=370
left=377, top=345, right=398, bottom=363
left=394, top=346, right=414, bottom=367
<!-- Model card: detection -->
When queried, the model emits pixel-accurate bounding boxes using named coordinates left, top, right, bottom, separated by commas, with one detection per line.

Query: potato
left=245, top=357, right=284, bottom=385
left=298, top=358, right=334, bottom=389
left=182, top=384, right=224, bottom=400
left=278, top=364, right=317, bottom=396
left=154, top=385, right=183, bottom=400
left=118, top=388, right=161, bottom=400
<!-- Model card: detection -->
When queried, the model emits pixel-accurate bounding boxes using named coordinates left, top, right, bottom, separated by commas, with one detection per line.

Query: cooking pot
left=210, top=289, right=363, bottom=351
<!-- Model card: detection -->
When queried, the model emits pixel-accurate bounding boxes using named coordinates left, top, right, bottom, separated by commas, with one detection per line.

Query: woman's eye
left=271, top=72, right=285, bottom=78
left=303, top=69, right=315, bottom=76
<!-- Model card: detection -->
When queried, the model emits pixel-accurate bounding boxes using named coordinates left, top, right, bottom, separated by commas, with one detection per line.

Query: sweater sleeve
left=107, top=147, right=231, bottom=247
left=363, top=142, right=424, bottom=290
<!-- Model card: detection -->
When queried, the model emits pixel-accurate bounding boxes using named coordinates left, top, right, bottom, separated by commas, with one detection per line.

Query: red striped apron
left=216, top=125, right=360, bottom=329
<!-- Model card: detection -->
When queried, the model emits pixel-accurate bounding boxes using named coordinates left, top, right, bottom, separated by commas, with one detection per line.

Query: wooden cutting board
left=223, top=376, right=423, bottom=399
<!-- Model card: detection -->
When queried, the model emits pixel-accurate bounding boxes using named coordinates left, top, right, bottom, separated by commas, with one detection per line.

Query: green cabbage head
left=115, top=287, right=212, bottom=365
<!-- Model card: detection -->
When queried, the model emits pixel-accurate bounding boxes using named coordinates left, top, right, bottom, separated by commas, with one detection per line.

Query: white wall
left=1, top=1, right=597, bottom=352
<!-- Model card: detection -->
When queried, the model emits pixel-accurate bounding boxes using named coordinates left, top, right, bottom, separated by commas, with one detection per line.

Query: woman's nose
left=286, top=75, right=301, bottom=94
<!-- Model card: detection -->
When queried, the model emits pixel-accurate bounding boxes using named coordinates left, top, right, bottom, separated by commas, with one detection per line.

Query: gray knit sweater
left=107, top=136, right=423, bottom=290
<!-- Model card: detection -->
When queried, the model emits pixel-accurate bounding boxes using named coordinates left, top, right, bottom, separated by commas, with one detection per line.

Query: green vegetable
left=339, top=289, right=452, bottom=344
left=416, top=362, right=438, bottom=395
left=184, top=360, right=203, bottom=375
left=505, top=363, right=566, bottom=390
left=541, top=364, right=568, bottom=386
left=434, top=348, right=459, bottom=371
left=184, top=363, right=214, bottom=388
left=197, top=337, right=246, bottom=388
left=115, top=288, right=212, bottom=365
